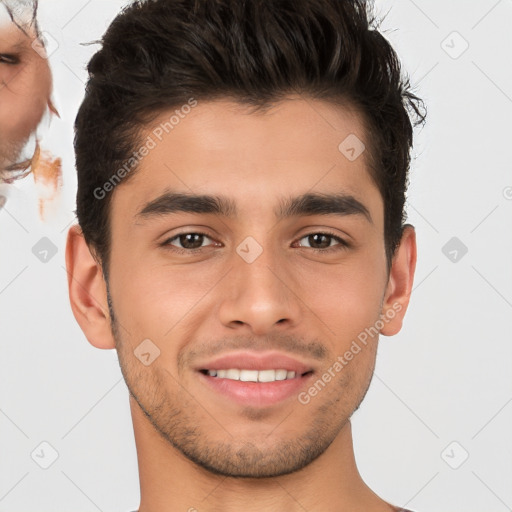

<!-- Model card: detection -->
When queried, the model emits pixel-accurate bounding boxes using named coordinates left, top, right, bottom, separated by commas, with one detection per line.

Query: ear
left=65, top=224, right=115, bottom=349
left=380, top=224, right=417, bottom=336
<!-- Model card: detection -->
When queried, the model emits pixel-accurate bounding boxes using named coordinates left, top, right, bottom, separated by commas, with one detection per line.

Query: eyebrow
left=136, top=190, right=372, bottom=224
left=0, top=39, right=31, bottom=56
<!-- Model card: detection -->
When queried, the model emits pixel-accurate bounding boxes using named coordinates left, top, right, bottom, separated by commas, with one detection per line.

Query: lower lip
left=198, top=372, right=314, bottom=407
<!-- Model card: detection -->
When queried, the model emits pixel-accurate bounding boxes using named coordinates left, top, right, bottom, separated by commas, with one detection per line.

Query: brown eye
left=163, top=232, right=216, bottom=252
left=305, top=234, right=333, bottom=249
left=296, top=232, right=349, bottom=253
left=175, top=233, right=207, bottom=250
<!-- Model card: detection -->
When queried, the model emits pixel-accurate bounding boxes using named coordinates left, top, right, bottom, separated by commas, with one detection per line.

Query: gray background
left=0, top=0, right=511, bottom=511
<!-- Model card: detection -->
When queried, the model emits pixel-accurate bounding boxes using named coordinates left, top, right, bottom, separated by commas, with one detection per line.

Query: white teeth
left=205, top=368, right=299, bottom=382
left=275, top=369, right=287, bottom=381
left=240, top=369, right=259, bottom=382
left=258, top=369, right=276, bottom=382
left=225, top=368, right=240, bottom=380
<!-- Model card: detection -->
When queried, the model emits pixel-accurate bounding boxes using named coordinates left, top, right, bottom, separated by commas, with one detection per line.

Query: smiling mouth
left=199, top=368, right=314, bottom=382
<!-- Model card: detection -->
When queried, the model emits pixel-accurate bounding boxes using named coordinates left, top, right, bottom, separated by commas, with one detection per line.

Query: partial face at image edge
left=0, top=2, right=53, bottom=180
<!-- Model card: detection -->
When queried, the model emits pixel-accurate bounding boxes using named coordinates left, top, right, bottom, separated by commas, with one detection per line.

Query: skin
left=66, top=97, right=416, bottom=512
left=0, top=18, right=52, bottom=174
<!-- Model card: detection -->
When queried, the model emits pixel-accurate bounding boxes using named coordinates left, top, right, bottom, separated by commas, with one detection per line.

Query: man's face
left=107, top=98, right=393, bottom=477
left=0, top=10, right=52, bottom=173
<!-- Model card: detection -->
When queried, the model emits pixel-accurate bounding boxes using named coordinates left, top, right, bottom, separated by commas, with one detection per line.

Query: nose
left=218, top=244, right=302, bottom=336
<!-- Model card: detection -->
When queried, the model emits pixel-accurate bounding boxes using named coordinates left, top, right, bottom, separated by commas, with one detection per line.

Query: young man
left=66, top=1, right=425, bottom=510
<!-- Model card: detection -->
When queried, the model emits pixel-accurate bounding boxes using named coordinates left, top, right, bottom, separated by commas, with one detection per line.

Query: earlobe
left=65, top=225, right=116, bottom=349
left=380, top=224, right=417, bottom=336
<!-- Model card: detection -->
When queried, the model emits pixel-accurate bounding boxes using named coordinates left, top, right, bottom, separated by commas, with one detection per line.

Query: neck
left=131, top=396, right=394, bottom=512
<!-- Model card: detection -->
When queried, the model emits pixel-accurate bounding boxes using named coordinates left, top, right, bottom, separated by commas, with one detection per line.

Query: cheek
left=109, top=258, right=215, bottom=348
left=296, top=256, right=387, bottom=347
left=0, top=60, right=52, bottom=142
left=0, top=62, right=18, bottom=87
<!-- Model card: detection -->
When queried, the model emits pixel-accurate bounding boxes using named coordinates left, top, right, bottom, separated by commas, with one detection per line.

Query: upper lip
left=196, top=351, right=314, bottom=375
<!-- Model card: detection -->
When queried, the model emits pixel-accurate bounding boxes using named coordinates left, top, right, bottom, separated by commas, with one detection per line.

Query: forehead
left=0, top=16, right=36, bottom=50
left=112, top=97, right=382, bottom=223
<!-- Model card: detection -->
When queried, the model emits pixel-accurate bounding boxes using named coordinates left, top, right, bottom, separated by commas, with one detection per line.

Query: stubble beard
left=106, top=285, right=376, bottom=479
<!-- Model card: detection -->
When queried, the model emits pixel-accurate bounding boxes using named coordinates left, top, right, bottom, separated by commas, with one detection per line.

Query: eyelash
left=161, top=231, right=350, bottom=255
left=0, top=54, right=20, bottom=65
